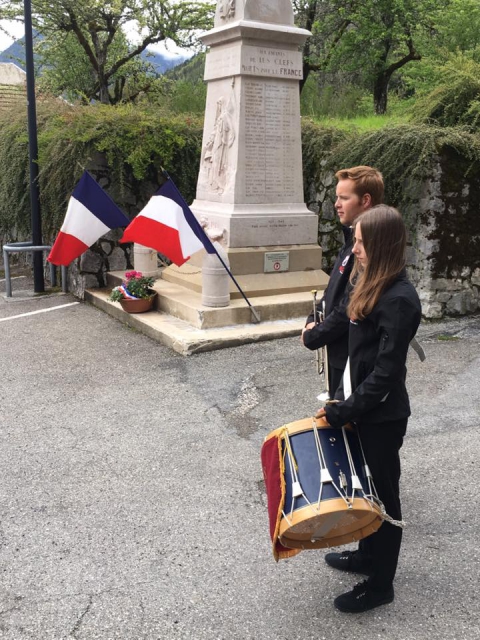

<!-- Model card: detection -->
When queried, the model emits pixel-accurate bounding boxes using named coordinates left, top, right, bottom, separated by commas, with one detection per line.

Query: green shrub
left=2, top=98, right=480, bottom=260
left=413, top=55, right=480, bottom=128
left=0, top=99, right=204, bottom=241
left=302, top=119, right=480, bottom=232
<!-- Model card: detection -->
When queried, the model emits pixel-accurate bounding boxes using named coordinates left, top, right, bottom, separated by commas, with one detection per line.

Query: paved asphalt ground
left=0, top=277, right=479, bottom=639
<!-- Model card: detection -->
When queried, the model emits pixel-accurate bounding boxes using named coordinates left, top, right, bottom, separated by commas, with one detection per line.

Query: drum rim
left=279, top=516, right=383, bottom=550
left=264, top=416, right=354, bottom=442
left=279, top=496, right=382, bottom=537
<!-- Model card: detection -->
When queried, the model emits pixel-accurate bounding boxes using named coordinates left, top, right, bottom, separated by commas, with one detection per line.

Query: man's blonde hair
left=335, top=166, right=384, bottom=206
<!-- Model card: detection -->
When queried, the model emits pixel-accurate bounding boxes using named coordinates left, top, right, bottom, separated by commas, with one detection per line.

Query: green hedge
left=2, top=100, right=480, bottom=260
left=0, top=100, right=204, bottom=241
left=301, top=118, right=480, bottom=217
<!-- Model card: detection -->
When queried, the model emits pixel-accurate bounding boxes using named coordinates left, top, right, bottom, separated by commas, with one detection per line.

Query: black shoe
left=334, top=580, right=394, bottom=613
left=324, top=550, right=371, bottom=576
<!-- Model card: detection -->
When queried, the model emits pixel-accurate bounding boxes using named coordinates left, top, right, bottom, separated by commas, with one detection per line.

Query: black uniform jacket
left=325, top=271, right=421, bottom=428
left=303, top=226, right=353, bottom=369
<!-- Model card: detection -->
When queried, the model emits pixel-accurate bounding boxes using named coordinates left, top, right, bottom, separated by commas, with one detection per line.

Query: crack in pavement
left=70, top=595, right=93, bottom=639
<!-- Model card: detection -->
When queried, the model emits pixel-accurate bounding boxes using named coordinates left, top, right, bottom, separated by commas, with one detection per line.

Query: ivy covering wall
left=0, top=100, right=204, bottom=241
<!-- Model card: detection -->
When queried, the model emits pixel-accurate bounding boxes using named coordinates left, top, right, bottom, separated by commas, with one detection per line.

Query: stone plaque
left=204, top=47, right=239, bottom=81
left=241, top=45, right=303, bottom=80
left=264, top=251, right=290, bottom=273
left=244, top=79, right=300, bottom=203
left=205, top=44, right=303, bottom=82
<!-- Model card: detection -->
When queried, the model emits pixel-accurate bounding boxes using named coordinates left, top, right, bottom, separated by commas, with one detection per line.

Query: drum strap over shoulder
left=343, top=357, right=352, bottom=400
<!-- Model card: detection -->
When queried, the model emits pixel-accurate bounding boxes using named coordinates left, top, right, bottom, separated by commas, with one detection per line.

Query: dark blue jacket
left=303, top=226, right=353, bottom=369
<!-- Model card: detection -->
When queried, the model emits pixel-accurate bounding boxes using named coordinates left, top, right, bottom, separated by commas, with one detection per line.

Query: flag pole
left=24, top=0, right=44, bottom=293
left=162, top=171, right=261, bottom=324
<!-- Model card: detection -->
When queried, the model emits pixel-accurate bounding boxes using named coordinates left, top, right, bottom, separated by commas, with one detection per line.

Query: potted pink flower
left=108, top=270, right=157, bottom=313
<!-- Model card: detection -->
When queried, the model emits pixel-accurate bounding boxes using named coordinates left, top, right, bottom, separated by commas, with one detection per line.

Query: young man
left=302, top=166, right=384, bottom=396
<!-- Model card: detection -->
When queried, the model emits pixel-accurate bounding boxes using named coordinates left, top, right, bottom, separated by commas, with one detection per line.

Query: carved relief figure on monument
left=218, top=0, right=235, bottom=21
left=202, top=87, right=236, bottom=194
left=200, top=216, right=229, bottom=246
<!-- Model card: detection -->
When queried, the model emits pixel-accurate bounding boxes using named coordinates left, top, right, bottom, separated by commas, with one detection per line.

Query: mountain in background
left=0, top=36, right=190, bottom=74
left=0, top=38, right=25, bottom=66
left=165, top=52, right=205, bottom=82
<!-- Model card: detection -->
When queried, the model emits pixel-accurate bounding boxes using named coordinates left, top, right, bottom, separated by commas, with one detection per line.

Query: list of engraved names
left=244, top=79, right=298, bottom=202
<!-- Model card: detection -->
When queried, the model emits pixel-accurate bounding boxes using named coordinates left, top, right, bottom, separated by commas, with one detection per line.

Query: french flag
left=48, top=172, right=130, bottom=266
left=120, top=179, right=217, bottom=266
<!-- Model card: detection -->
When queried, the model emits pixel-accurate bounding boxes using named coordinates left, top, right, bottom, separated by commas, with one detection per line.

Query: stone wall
left=405, top=149, right=480, bottom=319
left=308, top=148, right=480, bottom=320
left=67, top=148, right=480, bottom=319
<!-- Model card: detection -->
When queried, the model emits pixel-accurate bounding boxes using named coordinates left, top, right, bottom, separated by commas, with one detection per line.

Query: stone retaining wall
left=309, top=149, right=480, bottom=320
left=66, top=148, right=480, bottom=318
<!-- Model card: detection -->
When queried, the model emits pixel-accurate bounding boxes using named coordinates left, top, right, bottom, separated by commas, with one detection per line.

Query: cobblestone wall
left=308, top=150, right=480, bottom=319
left=405, top=151, right=480, bottom=319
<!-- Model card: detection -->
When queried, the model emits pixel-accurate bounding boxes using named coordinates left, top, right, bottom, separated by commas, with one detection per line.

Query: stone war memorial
left=89, top=0, right=329, bottom=354
left=159, top=0, right=328, bottom=319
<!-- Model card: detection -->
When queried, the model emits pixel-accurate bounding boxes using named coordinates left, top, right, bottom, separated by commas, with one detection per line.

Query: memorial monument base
left=161, top=244, right=327, bottom=299
left=86, top=283, right=315, bottom=355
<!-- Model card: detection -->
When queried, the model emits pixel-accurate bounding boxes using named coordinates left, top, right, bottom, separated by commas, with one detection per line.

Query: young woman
left=316, top=205, right=422, bottom=613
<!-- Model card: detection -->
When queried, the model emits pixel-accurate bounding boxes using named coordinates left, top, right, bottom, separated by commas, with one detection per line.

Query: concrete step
left=106, top=271, right=324, bottom=329
left=86, top=288, right=307, bottom=355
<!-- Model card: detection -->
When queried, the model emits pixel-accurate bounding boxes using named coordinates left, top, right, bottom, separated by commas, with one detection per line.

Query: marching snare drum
left=262, top=416, right=383, bottom=551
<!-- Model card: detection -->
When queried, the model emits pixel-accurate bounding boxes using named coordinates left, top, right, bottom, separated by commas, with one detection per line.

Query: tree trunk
left=373, top=73, right=389, bottom=115
left=300, top=62, right=311, bottom=93
left=97, top=68, right=110, bottom=104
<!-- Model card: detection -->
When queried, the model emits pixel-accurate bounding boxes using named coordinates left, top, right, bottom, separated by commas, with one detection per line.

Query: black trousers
left=356, top=418, right=408, bottom=591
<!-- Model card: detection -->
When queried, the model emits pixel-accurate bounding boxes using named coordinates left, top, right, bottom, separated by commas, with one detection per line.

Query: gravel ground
left=0, top=279, right=479, bottom=640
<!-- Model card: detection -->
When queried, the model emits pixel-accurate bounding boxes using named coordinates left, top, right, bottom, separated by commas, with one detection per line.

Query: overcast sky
left=0, top=19, right=23, bottom=50
left=0, top=18, right=193, bottom=59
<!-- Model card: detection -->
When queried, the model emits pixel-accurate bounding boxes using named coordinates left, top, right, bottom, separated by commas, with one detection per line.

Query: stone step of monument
left=85, top=288, right=308, bottom=356
left=107, top=267, right=328, bottom=301
left=104, top=272, right=322, bottom=329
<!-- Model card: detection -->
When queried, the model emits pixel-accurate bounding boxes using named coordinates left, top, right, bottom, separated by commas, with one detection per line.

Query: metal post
left=3, top=248, right=12, bottom=297
left=61, top=266, right=68, bottom=293
left=23, top=0, right=44, bottom=293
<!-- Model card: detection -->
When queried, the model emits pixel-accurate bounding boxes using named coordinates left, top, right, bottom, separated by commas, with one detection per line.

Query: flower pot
left=119, top=293, right=157, bottom=314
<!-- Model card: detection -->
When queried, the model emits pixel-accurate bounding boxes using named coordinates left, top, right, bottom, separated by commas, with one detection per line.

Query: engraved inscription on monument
left=205, top=45, right=303, bottom=82
left=244, top=79, right=298, bottom=203
left=241, top=45, right=303, bottom=79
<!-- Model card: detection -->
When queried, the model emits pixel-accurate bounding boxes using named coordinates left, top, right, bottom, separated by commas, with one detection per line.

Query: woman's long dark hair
left=347, top=206, right=406, bottom=321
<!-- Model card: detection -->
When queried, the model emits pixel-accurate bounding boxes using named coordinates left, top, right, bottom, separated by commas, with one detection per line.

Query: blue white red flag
left=48, top=172, right=130, bottom=266
left=120, top=179, right=216, bottom=266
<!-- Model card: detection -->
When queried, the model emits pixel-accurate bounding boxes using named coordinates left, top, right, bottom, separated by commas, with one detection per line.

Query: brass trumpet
left=311, top=289, right=324, bottom=375
left=311, top=289, right=331, bottom=402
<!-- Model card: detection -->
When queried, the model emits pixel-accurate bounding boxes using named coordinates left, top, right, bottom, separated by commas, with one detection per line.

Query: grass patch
left=310, top=113, right=410, bottom=132
left=437, top=334, right=461, bottom=341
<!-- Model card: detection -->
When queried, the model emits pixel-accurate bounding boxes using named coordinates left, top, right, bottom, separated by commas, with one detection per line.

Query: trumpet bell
left=317, top=390, right=331, bottom=402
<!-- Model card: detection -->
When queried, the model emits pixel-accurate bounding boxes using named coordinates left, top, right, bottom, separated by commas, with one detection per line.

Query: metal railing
left=2, top=242, right=68, bottom=297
